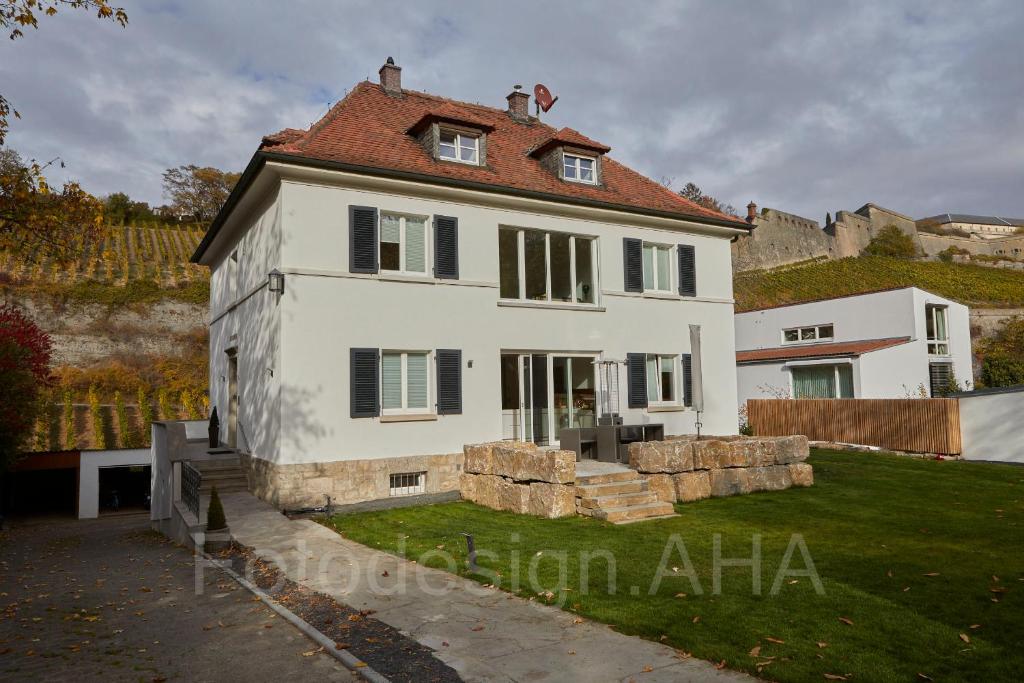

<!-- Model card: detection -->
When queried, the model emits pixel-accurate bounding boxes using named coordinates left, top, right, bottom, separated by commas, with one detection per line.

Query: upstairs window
left=439, top=130, right=479, bottom=164
left=642, top=243, right=672, bottom=292
left=379, top=213, right=427, bottom=275
left=498, top=227, right=596, bottom=305
left=783, top=324, right=834, bottom=344
left=926, top=304, right=949, bottom=355
left=563, top=153, right=596, bottom=184
left=646, top=354, right=678, bottom=404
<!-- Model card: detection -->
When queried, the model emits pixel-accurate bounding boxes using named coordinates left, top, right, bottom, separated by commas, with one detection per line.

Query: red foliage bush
left=0, top=304, right=52, bottom=468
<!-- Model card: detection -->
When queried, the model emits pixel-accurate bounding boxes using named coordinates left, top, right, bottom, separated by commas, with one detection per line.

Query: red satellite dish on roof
left=534, top=83, right=558, bottom=113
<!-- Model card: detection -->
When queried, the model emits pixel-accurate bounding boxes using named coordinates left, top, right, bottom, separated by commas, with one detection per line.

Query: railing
left=181, top=461, right=202, bottom=519
left=747, top=398, right=962, bottom=455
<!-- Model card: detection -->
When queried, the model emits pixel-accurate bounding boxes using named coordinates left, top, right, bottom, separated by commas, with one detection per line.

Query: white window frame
left=782, top=324, right=835, bottom=345
left=439, top=129, right=479, bottom=165
left=389, top=471, right=426, bottom=496
left=646, top=353, right=680, bottom=406
left=563, top=152, right=597, bottom=184
left=642, top=242, right=673, bottom=293
left=379, top=212, right=429, bottom=276
left=926, top=305, right=950, bottom=356
left=499, top=227, right=599, bottom=306
left=380, top=350, right=434, bottom=415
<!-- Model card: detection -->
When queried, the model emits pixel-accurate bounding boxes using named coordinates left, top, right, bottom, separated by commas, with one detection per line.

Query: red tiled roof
left=736, top=337, right=912, bottom=363
left=261, top=81, right=740, bottom=224
left=530, top=127, right=612, bottom=156
left=260, top=128, right=305, bottom=149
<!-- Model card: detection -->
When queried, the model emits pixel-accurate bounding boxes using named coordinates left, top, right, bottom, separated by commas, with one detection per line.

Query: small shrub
left=63, top=389, right=75, bottom=450
left=157, top=387, right=175, bottom=421
left=114, top=390, right=131, bottom=448
left=138, top=385, right=153, bottom=441
left=863, top=225, right=918, bottom=259
left=88, top=385, right=106, bottom=449
left=206, top=486, right=227, bottom=531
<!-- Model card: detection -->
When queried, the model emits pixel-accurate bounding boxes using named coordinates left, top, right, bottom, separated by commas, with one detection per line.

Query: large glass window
left=646, top=354, right=678, bottom=404
left=926, top=305, right=949, bottom=355
left=439, top=130, right=479, bottom=164
left=380, top=213, right=427, bottom=275
left=791, top=364, right=854, bottom=398
left=642, top=243, right=671, bottom=291
left=499, top=228, right=597, bottom=305
left=381, top=351, right=430, bottom=414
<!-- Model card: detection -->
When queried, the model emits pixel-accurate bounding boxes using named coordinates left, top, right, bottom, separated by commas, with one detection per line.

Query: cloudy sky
left=2, top=0, right=1022, bottom=223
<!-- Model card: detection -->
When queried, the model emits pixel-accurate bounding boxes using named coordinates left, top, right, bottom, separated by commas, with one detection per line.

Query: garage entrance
left=98, top=465, right=152, bottom=514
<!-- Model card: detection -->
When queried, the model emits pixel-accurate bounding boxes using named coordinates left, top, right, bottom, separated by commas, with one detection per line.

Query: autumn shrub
left=62, top=389, right=75, bottom=450
left=0, top=304, right=53, bottom=470
left=977, top=317, right=1024, bottom=388
left=114, top=390, right=132, bottom=448
left=863, top=225, right=918, bottom=259
left=88, top=385, right=106, bottom=449
left=158, top=387, right=175, bottom=420
left=138, top=385, right=153, bottom=440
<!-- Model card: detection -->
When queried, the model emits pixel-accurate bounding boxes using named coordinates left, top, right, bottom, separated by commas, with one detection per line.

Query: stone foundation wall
left=460, top=441, right=576, bottom=518
left=239, top=452, right=463, bottom=509
left=629, top=435, right=812, bottom=503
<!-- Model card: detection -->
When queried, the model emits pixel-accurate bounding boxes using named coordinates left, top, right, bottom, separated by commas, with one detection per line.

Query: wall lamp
left=268, top=269, right=285, bottom=295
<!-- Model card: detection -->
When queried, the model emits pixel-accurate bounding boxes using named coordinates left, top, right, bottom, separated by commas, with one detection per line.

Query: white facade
left=735, top=287, right=973, bottom=410
left=78, top=448, right=151, bottom=519
left=957, top=386, right=1024, bottom=464
left=202, top=163, right=742, bottom=472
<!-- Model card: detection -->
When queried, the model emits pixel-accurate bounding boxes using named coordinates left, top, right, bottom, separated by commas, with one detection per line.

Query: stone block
left=464, top=442, right=498, bottom=475
left=744, top=439, right=780, bottom=467
left=463, top=474, right=503, bottom=510
left=629, top=440, right=694, bottom=473
left=775, top=435, right=810, bottom=464
left=528, top=482, right=576, bottom=518
left=746, top=465, right=793, bottom=493
left=642, top=473, right=677, bottom=503
left=788, top=463, right=814, bottom=487
left=493, top=445, right=575, bottom=484
left=692, top=439, right=733, bottom=470
left=496, top=477, right=531, bottom=513
left=709, top=468, right=752, bottom=497
left=673, top=471, right=711, bottom=502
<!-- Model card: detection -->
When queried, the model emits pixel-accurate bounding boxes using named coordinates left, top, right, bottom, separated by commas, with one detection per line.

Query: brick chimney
left=507, top=85, right=530, bottom=121
left=379, top=57, right=402, bottom=95
left=746, top=201, right=757, bottom=224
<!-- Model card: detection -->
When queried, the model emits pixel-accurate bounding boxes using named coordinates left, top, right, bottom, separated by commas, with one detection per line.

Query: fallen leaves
left=824, top=674, right=849, bottom=681
left=765, top=636, right=785, bottom=644
left=749, top=645, right=761, bottom=657
left=838, top=617, right=854, bottom=626
left=959, top=633, right=970, bottom=644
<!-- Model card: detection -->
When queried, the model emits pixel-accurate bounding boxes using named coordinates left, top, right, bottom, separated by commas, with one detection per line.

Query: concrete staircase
left=193, top=455, right=249, bottom=495
left=575, top=469, right=676, bottom=524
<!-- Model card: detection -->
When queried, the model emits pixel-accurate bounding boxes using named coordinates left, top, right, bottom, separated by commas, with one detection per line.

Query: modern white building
left=735, top=287, right=973, bottom=409
left=190, top=59, right=750, bottom=507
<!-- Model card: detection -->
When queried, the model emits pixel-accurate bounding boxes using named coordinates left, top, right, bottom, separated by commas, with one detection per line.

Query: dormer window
left=563, top=153, right=596, bottom=184
left=439, top=130, right=479, bottom=164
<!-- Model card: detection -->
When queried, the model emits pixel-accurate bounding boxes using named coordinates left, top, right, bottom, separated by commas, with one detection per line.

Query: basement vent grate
left=389, top=471, right=426, bottom=497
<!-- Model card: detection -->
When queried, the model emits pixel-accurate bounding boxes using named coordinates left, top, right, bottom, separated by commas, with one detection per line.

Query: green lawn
left=325, top=450, right=1024, bottom=682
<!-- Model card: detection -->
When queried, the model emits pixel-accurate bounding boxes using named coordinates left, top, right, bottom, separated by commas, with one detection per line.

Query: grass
left=325, top=450, right=1024, bottom=682
left=734, top=256, right=1024, bottom=312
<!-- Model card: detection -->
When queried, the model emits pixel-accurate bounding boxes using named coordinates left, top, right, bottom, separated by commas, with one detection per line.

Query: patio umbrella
left=688, top=324, right=705, bottom=413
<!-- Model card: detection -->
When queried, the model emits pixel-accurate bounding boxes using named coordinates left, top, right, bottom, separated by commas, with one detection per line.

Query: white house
left=191, top=59, right=750, bottom=507
left=735, top=287, right=973, bottom=409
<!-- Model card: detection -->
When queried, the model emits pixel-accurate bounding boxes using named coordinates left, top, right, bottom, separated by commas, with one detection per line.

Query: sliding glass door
left=501, top=353, right=596, bottom=445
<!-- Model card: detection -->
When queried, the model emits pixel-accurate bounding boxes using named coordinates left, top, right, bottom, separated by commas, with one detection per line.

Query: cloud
left=1, top=0, right=1021, bottom=222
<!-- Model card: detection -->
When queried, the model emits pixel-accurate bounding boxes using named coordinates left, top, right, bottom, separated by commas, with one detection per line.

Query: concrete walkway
left=221, top=492, right=753, bottom=683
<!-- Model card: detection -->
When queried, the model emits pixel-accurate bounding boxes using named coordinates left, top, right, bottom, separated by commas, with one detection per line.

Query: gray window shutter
left=682, top=353, right=693, bottom=407
left=626, top=353, right=647, bottom=409
left=929, top=362, right=953, bottom=397
left=349, top=205, right=378, bottom=274
left=350, top=348, right=380, bottom=418
left=623, top=238, right=643, bottom=293
left=434, top=215, right=459, bottom=279
left=436, top=349, right=462, bottom=414
left=678, top=244, right=696, bottom=297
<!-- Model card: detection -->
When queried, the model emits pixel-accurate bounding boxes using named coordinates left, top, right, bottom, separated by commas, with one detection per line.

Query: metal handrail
left=182, top=461, right=202, bottom=519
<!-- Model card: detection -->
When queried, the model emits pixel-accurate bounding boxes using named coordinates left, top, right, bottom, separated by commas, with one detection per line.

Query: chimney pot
left=746, top=201, right=757, bottom=224
left=506, top=85, right=530, bottom=121
left=379, top=57, right=402, bottom=95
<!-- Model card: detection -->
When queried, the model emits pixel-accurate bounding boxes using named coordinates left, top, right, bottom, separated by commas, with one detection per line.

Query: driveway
left=0, top=515, right=353, bottom=682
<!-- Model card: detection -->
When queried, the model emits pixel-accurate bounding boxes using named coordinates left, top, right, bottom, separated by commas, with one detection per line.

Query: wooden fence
left=747, top=398, right=962, bottom=455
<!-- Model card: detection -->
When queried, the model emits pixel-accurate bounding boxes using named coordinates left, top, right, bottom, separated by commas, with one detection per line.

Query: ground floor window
left=389, top=472, right=426, bottom=496
left=500, top=352, right=597, bottom=444
left=646, top=354, right=677, bottom=404
left=929, top=362, right=954, bottom=397
left=791, top=364, right=854, bottom=398
left=381, top=351, right=430, bottom=413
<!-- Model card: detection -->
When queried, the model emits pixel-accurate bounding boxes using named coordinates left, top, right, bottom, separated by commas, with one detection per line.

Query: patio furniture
left=559, top=422, right=663, bottom=463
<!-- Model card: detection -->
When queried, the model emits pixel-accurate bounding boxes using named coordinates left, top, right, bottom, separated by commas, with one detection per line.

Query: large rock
left=495, top=477, right=531, bottom=513
left=461, top=473, right=503, bottom=509
left=630, top=440, right=694, bottom=473
left=692, top=439, right=733, bottom=470
left=493, top=445, right=575, bottom=484
left=744, top=439, right=780, bottom=467
left=709, top=468, right=752, bottom=497
left=775, top=435, right=810, bottom=464
left=642, top=473, right=677, bottom=503
left=746, top=465, right=793, bottom=492
left=673, top=471, right=711, bottom=502
left=464, top=442, right=498, bottom=475
left=788, top=463, right=814, bottom=487
left=528, top=482, right=576, bottom=518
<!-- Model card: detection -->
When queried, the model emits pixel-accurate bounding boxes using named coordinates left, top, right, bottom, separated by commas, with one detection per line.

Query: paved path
left=222, top=492, right=753, bottom=683
left=0, top=515, right=354, bottom=682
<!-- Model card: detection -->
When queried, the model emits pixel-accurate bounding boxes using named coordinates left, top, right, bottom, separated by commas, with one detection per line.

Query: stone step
left=575, top=470, right=641, bottom=486
left=201, top=481, right=248, bottom=494
left=590, top=501, right=676, bottom=524
left=193, top=458, right=241, bottom=473
left=575, top=480, right=648, bottom=498
left=578, top=490, right=660, bottom=510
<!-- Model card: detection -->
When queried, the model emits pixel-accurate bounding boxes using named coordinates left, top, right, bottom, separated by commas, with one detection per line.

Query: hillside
left=1, top=224, right=210, bottom=451
left=734, top=256, right=1024, bottom=312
